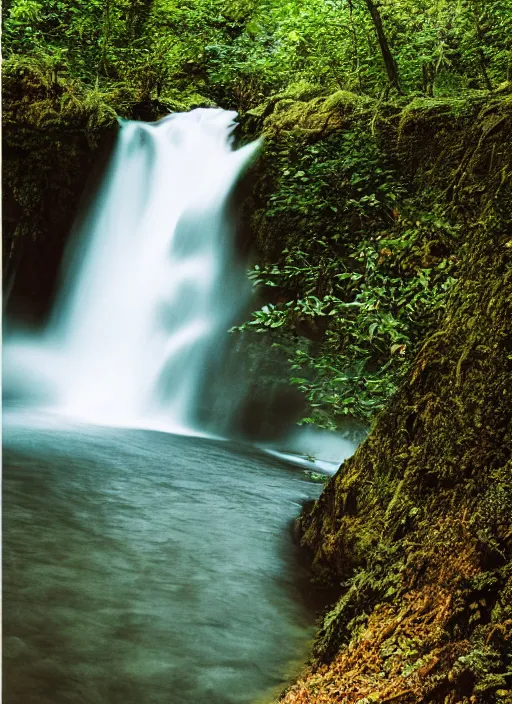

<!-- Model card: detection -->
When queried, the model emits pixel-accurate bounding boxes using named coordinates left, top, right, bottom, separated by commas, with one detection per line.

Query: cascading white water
left=5, top=109, right=260, bottom=433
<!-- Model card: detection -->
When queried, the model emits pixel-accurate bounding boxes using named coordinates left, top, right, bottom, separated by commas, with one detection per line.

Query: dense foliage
left=3, top=0, right=512, bottom=111
left=236, top=119, right=460, bottom=427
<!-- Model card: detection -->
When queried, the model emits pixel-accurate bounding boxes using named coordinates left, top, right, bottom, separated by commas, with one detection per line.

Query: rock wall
left=2, top=59, right=119, bottom=323
left=267, top=94, right=512, bottom=703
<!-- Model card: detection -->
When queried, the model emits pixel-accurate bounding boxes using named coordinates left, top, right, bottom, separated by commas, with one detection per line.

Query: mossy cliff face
left=3, top=59, right=120, bottom=323
left=240, top=86, right=375, bottom=263
left=244, top=89, right=512, bottom=265
left=237, top=88, right=512, bottom=429
left=260, top=96, right=512, bottom=702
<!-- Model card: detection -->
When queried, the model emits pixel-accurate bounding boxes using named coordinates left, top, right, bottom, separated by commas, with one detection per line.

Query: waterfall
left=4, top=109, right=260, bottom=433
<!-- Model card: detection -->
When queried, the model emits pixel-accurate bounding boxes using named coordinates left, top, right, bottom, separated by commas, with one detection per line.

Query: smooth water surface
left=3, top=413, right=323, bottom=704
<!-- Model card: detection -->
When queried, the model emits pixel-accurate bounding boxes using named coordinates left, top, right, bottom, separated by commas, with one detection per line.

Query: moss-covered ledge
left=241, top=90, right=512, bottom=263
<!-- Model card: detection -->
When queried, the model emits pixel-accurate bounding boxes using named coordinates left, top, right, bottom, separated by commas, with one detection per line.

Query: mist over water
left=5, top=109, right=259, bottom=433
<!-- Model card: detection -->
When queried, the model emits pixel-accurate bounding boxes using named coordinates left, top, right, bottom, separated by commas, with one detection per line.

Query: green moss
left=292, top=115, right=512, bottom=696
left=322, top=89, right=369, bottom=111
left=159, top=89, right=216, bottom=113
left=399, top=95, right=475, bottom=120
left=275, top=80, right=329, bottom=103
left=236, top=87, right=512, bottom=702
left=258, top=90, right=371, bottom=135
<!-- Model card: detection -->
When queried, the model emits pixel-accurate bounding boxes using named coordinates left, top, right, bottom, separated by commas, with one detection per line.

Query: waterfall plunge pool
left=3, top=413, right=326, bottom=704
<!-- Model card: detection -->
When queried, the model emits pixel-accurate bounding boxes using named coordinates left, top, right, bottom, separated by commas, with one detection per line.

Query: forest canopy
left=3, top=0, right=512, bottom=109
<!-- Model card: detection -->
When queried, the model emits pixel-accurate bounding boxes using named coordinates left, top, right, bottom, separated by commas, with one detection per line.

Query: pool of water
left=3, top=411, right=324, bottom=704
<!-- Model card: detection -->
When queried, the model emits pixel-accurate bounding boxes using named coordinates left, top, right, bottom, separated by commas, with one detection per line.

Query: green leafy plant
left=235, top=128, right=460, bottom=428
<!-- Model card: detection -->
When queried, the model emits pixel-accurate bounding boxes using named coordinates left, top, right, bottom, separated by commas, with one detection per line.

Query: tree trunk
left=347, top=0, right=363, bottom=92
left=128, top=0, right=153, bottom=39
left=364, top=0, right=401, bottom=92
left=100, top=0, right=111, bottom=75
left=468, top=0, right=493, bottom=90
